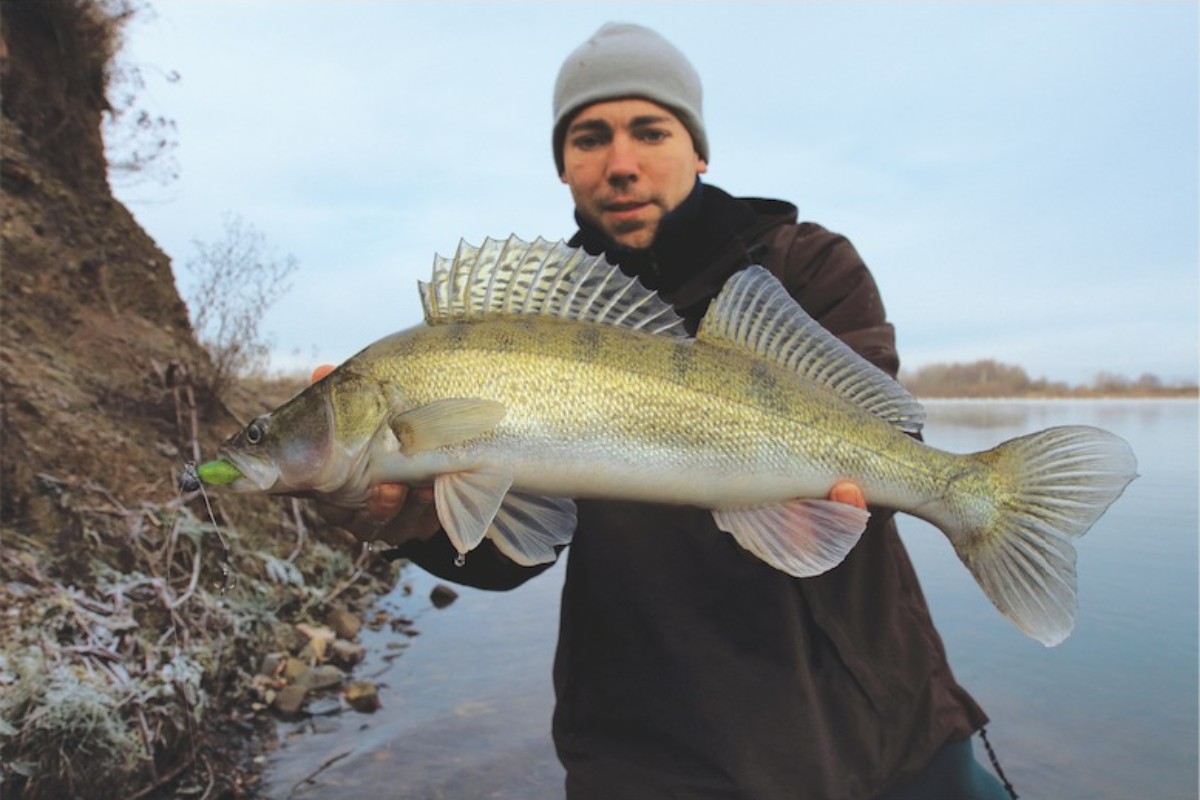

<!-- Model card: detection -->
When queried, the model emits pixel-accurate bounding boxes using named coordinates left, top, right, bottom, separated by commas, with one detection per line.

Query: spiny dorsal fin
left=419, top=236, right=687, bottom=338
left=697, top=265, right=924, bottom=433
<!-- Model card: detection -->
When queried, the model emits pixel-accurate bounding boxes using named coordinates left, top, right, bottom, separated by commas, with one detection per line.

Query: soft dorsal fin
left=697, top=266, right=924, bottom=433
left=419, top=236, right=687, bottom=338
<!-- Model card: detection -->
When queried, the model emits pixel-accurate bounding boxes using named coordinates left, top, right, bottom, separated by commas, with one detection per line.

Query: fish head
left=217, top=369, right=392, bottom=499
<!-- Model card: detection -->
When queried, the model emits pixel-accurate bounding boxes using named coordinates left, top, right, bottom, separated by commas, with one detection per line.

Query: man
left=326, top=22, right=1012, bottom=800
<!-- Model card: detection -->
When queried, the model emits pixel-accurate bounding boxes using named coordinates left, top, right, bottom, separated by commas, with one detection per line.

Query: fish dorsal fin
left=419, top=235, right=687, bottom=338
left=697, top=265, right=924, bottom=433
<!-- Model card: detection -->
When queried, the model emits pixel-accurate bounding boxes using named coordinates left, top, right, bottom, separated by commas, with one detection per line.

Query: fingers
left=828, top=480, right=867, bottom=510
left=311, top=364, right=335, bottom=383
left=368, top=483, right=434, bottom=522
left=371, top=484, right=441, bottom=547
left=368, top=483, right=408, bottom=521
left=314, top=483, right=440, bottom=548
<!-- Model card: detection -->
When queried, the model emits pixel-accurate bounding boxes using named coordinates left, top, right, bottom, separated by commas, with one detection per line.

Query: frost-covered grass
left=0, top=485, right=393, bottom=799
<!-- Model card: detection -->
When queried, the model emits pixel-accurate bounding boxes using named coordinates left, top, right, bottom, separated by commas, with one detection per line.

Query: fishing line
left=167, top=462, right=207, bottom=793
left=179, top=461, right=236, bottom=593
left=165, top=461, right=238, bottom=795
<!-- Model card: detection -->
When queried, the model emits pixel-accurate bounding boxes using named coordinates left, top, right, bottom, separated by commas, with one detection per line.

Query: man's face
left=559, top=98, right=708, bottom=250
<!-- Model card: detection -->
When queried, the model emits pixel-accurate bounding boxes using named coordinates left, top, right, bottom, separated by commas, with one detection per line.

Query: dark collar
left=574, top=182, right=758, bottom=286
left=570, top=183, right=794, bottom=328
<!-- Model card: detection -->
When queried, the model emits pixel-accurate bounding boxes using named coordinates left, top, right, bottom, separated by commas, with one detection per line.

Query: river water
left=262, top=399, right=1198, bottom=800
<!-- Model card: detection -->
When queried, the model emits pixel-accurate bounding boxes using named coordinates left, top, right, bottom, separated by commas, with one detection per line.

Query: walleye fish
left=199, top=236, right=1136, bottom=646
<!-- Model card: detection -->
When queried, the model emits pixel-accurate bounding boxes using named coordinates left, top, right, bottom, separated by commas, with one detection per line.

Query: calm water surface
left=263, top=399, right=1198, bottom=800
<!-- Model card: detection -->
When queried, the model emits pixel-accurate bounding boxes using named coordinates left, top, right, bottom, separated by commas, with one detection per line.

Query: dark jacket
left=399, top=184, right=988, bottom=799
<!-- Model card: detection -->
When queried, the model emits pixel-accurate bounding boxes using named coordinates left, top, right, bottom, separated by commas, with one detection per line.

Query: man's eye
left=637, top=129, right=669, bottom=143
left=571, top=135, right=603, bottom=150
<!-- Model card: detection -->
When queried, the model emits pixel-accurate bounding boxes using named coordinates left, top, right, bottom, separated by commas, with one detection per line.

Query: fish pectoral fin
left=390, top=398, right=507, bottom=453
left=713, top=499, right=869, bottom=578
left=434, top=470, right=514, bottom=556
left=487, top=491, right=577, bottom=566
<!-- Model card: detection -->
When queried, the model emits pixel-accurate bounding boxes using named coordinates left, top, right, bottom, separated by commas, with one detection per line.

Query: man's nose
left=605, top=135, right=639, bottom=184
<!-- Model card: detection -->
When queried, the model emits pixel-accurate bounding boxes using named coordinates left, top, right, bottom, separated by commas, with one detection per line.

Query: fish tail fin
left=949, top=425, right=1136, bottom=647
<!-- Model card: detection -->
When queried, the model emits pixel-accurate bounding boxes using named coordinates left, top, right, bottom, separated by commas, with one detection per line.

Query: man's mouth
left=603, top=199, right=651, bottom=217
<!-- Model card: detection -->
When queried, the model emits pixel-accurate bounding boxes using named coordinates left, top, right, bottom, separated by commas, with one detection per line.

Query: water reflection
left=263, top=399, right=1198, bottom=800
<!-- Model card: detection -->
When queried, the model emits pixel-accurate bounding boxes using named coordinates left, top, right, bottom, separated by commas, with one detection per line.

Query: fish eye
left=246, top=418, right=267, bottom=445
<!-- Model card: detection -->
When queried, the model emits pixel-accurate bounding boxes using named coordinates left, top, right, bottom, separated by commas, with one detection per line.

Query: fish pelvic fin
left=435, top=470, right=514, bottom=556
left=434, top=472, right=576, bottom=565
left=949, top=425, right=1137, bottom=647
left=713, top=499, right=869, bottom=577
left=697, top=265, right=924, bottom=434
left=420, top=236, right=687, bottom=337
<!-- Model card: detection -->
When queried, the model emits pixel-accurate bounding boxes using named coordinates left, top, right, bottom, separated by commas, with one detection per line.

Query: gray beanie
left=552, top=22, right=708, bottom=174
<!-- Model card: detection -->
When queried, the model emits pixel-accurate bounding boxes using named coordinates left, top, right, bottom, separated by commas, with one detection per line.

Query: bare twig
left=288, top=750, right=352, bottom=798
left=135, top=707, right=159, bottom=783
left=299, top=545, right=371, bottom=615
left=169, top=536, right=203, bottom=610
left=287, top=497, right=306, bottom=563
left=126, top=753, right=197, bottom=800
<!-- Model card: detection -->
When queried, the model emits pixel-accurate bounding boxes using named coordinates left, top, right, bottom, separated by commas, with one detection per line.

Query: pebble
left=329, top=639, right=366, bottom=667
left=306, top=697, right=343, bottom=716
left=430, top=583, right=459, bottom=609
left=274, top=684, right=308, bottom=715
left=296, top=664, right=346, bottom=691
left=325, top=607, right=362, bottom=641
left=345, top=681, right=381, bottom=713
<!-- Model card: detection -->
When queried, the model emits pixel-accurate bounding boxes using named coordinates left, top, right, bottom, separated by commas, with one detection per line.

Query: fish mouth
left=210, top=453, right=281, bottom=492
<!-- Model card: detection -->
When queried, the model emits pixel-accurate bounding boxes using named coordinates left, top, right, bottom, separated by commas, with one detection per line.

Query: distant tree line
left=899, top=359, right=1199, bottom=398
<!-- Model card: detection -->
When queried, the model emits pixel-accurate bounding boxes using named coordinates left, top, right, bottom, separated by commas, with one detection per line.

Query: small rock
left=326, top=608, right=362, bottom=641
left=282, top=657, right=308, bottom=682
left=345, top=681, right=381, bottom=713
left=296, top=623, right=336, bottom=660
left=430, top=584, right=459, bottom=609
left=307, top=697, right=343, bottom=716
left=274, top=684, right=308, bottom=715
left=296, top=664, right=345, bottom=691
left=329, top=639, right=366, bottom=668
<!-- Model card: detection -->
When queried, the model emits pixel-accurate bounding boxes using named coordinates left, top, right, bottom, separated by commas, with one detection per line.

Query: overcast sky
left=111, top=2, right=1199, bottom=385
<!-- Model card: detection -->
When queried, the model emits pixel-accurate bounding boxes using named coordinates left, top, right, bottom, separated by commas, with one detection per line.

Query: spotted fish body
left=209, top=236, right=1136, bottom=646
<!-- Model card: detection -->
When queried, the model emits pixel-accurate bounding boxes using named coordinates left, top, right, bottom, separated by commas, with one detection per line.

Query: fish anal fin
left=713, top=499, right=868, bottom=577
left=390, top=398, right=506, bottom=453
left=434, top=470, right=513, bottom=556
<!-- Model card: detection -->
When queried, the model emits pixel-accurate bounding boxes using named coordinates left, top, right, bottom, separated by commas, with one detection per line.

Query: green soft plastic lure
left=196, top=459, right=243, bottom=486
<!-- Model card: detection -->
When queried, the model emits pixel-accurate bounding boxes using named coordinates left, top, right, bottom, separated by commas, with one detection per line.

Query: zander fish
left=198, top=236, right=1136, bottom=646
